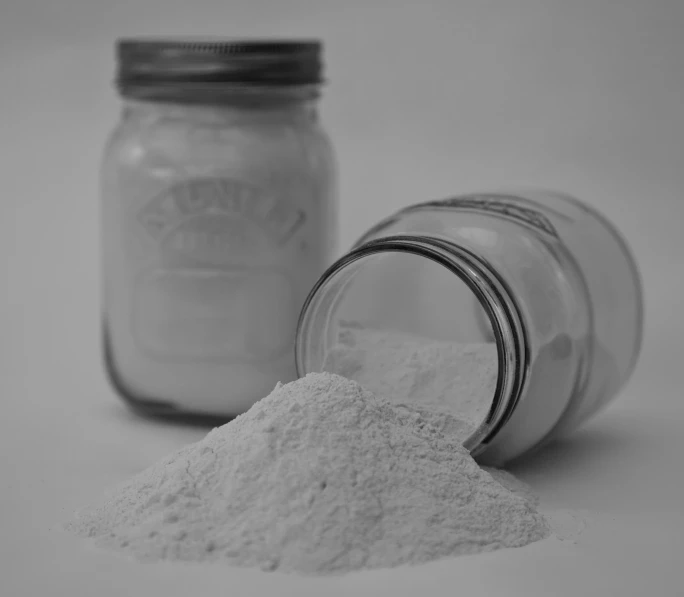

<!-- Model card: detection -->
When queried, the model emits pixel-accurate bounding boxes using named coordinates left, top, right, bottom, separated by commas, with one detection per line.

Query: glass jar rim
left=295, top=233, right=531, bottom=454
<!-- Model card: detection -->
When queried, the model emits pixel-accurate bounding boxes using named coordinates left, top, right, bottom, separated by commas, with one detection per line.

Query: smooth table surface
left=2, top=311, right=683, bottom=596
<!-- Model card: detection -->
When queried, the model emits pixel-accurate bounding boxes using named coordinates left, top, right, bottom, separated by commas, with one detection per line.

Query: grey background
left=2, top=1, right=683, bottom=595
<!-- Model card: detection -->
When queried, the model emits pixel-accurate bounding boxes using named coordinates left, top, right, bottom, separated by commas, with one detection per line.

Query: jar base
left=102, top=323, right=235, bottom=427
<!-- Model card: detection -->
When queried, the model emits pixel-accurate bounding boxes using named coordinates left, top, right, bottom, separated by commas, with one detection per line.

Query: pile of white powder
left=69, top=372, right=549, bottom=574
left=323, top=322, right=498, bottom=438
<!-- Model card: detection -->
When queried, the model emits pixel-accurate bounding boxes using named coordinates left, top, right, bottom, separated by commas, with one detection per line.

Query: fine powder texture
left=323, top=322, right=498, bottom=439
left=69, top=373, right=549, bottom=574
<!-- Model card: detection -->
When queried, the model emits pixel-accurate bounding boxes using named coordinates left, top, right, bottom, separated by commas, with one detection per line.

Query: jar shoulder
left=103, top=105, right=333, bottom=176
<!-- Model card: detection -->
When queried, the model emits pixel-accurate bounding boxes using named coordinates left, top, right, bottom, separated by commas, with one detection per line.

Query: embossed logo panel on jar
left=132, top=177, right=305, bottom=363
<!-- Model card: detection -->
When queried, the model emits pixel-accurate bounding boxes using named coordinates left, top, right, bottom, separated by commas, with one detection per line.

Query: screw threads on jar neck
left=294, top=234, right=530, bottom=455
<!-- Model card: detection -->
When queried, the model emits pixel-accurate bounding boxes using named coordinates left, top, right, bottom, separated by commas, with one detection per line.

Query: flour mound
left=69, top=373, right=548, bottom=574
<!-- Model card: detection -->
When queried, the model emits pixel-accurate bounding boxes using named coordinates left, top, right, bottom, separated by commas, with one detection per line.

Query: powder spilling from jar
left=69, top=372, right=549, bottom=574
left=323, top=322, right=498, bottom=439
left=321, top=322, right=600, bottom=465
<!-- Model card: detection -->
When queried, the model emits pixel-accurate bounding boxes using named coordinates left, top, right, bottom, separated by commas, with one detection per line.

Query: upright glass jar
left=296, top=191, right=643, bottom=464
left=102, top=39, right=336, bottom=418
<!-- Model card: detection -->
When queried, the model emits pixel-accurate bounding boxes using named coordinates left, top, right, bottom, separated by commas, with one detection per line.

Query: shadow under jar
left=102, top=39, right=337, bottom=418
left=296, top=191, right=643, bottom=465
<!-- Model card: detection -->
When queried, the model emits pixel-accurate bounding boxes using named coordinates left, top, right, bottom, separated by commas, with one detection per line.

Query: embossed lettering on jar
left=102, top=39, right=337, bottom=416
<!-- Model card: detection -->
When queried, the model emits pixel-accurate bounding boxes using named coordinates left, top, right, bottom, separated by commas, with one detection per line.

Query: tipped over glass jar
left=295, top=191, right=643, bottom=464
left=101, top=39, right=336, bottom=417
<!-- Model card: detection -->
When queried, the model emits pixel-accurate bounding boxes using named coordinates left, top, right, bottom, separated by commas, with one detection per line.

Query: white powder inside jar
left=323, top=322, right=498, bottom=439
left=69, top=373, right=549, bottom=574
left=103, top=101, right=336, bottom=416
left=322, top=322, right=588, bottom=465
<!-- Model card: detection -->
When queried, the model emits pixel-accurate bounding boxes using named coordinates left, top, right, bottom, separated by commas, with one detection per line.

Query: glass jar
left=102, top=39, right=336, bottom=418
left=296, top=191, right=643, bottom=464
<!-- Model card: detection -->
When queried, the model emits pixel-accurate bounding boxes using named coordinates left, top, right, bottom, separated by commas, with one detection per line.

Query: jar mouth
left=295, top=234, right=530, bottom=455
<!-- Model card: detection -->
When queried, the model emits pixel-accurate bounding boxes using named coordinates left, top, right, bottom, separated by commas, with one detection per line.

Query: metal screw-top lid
left=116, top=38, right=324, bottom=96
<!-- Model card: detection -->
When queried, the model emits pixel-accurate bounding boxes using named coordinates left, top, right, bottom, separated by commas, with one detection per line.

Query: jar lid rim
left=116, top=37, right=324, bottom=93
